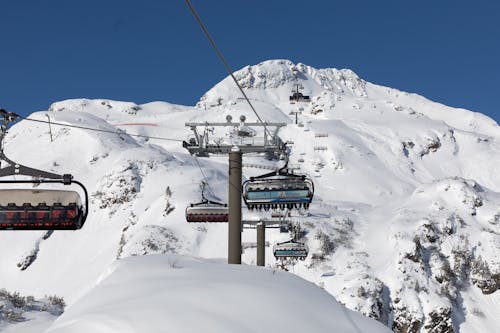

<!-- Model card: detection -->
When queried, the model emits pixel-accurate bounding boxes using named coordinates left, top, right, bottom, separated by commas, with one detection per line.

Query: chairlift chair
left=242, top=163, right=314, bottom=211
left=273, top=240, right=308, bottom=260
left=185, top=182, right=228, bottom=222
left=0, top=109, right=89, bottom=230
left=185, top=200, right=228, bottom=222
left=289, top=84, right=311, bottom=103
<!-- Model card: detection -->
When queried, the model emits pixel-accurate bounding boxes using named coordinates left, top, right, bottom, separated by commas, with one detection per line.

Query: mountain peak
left=197, top=59, right=367, bottom=109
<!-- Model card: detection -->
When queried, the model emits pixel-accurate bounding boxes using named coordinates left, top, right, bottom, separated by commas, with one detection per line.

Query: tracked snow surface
left=0, top=59, right=499, bottom=332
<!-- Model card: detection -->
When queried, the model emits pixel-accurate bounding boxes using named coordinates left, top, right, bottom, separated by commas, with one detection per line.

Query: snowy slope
left=0, top=59, right=499, bottom=332
left=43, top=254, right=390, bottom=333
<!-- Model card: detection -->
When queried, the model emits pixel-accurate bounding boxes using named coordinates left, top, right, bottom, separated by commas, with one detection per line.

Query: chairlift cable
left=9, top=110, right=251, bottom=207
left=184, top=0, right=272, bottom=140
left=20, top=116, right=184, bottom=142
left=193, top=155, right=246, bottom=203
left=193, top=156, right=216, bottom=198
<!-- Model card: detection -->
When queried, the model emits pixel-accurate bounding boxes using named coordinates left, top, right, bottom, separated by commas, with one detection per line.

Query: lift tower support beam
left=228, top=149, right=242, bottom=264
left=256, top=222, right=265, bottom=266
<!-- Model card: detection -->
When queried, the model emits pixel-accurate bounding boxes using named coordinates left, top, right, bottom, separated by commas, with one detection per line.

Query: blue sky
left=0, top=0, right=499, bottom=122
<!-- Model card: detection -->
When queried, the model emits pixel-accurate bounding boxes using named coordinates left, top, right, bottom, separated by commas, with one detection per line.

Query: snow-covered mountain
left=0, top=59, right=498, bottom=332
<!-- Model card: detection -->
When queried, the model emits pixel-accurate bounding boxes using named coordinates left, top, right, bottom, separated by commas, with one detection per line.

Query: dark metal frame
left=187, top=199, right=227, bottom=209
left=183, top=119, right=287, bottom=159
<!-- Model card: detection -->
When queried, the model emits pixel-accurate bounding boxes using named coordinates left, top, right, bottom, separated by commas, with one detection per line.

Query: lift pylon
left=183, top=116, right=288, bottom=264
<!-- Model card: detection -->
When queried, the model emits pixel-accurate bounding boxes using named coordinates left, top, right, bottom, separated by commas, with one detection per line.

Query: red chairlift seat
left=185, top=181, right=228, bottom=223
left=185, top=201, right=228, bottom=223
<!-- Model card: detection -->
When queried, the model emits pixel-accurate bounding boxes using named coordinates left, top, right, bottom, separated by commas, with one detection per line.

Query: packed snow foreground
left=0, top=59, right=499, bottom=332
left=40, top=254, right=388, bottom=333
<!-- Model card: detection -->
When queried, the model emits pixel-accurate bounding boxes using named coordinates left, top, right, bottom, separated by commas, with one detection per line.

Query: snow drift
left=44, top=254, right=390, bottom=333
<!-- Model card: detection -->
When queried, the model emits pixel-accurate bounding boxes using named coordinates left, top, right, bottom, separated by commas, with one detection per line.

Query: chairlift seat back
left=0, top=189, right=84, bottom=230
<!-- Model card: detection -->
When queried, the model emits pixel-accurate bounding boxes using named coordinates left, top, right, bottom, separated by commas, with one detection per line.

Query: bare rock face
left=392, top=308, right=423, bottom=333
left=471, top=258, right=500, bottom=294
left=16, top=231, right=53, bottom=271
left=423, top=308, right=453, bottom=333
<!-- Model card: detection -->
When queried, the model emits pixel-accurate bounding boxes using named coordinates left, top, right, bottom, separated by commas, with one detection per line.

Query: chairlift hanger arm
left=206, top=200, right=227, bottom=206
left=248, top=161, right=306, bottom=181
left=0, top=109, right=74, bottom=182
left=0, top=152, right=70, bottom=181
left=190, top=199, right=227, bottom=207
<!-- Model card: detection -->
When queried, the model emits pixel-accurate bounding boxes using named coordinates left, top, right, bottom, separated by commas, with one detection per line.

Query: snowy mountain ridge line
left=198, top=59, right=498, bottom=136
left=0, top=59, right=499, bottom=333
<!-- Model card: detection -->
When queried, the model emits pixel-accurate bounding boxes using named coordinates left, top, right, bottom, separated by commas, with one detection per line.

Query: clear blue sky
left=1, top=0, right=499, bottom=122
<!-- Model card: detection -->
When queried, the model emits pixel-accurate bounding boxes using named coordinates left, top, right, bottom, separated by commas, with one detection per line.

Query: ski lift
left=273, top=240, right=308, bottom=260
left=243, top=163, right=314, bottom=211
left=289, top=84, right=311, bottom=103
left=289, top=92, right=311, bottom=102
left=185, top=182, right=228, bottom=222
left=185, top=201, right=228, bottom=222
left=0, top=109, right=89, bottom=230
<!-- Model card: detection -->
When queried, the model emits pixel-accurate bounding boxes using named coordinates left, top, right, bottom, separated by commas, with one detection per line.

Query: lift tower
left=183, top=115, right=287, bottom=264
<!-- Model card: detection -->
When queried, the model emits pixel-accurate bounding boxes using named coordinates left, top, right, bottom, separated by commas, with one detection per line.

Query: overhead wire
left=10, top=114, right=281, bottom=210
left=193, top=155, right=217, bottom=198
left=20, top=116, right=184, bottom=142
left=15, top=113, right=238, bottom=204
left=6, top=112, right=236, bottom=206
left=183, top=0, right=272, bottom=140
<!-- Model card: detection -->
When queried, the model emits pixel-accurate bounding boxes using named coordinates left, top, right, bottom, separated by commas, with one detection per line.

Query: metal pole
left=46, top=114, right=53, bottom=143
left=228, top=148, right=242, bottom=264
left=256, top=222, right=265, bottom=266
